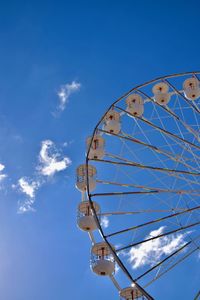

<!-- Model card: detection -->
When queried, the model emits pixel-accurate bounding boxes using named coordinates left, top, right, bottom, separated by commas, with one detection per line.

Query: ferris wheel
left=76, top=72, right=200, bottom=300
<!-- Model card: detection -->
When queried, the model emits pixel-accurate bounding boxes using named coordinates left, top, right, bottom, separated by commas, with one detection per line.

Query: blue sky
left=0, top=1, right=200, bottom=299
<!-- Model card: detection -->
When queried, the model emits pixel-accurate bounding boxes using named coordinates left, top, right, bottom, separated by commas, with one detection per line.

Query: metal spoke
left=135, top=239, right=193, bottom=282
left=116, top=221, right=200, bottom=252
left=98, top=128, right=200, bottom=172
left=91, top=157, right=200, bottom=176
left=82, top=71, right=200, bottom=299
left=164, top=78, right=200, bottom=115
left=99, top=208, right=189, bottom=216
left=115, top=105, right=200, bottom=151
left=144, top=246, right=199, bottom=288
left=106, top=204, right=200, bottom=238
left=137, top=88, right=200, bottom=143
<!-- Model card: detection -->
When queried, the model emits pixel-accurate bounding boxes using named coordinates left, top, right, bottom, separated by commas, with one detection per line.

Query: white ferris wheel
left=76, top=72, right=200, bottom=300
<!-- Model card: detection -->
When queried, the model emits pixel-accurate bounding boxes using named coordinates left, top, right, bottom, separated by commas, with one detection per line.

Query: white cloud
left=63, top=142, right=68, bottom=147
left=17, top=177, right=41, bottom=213
left=16, top=140, right=71, bottom=213
left=128, top=226, right=187, bottom=269
left=101, top=216, right=109, bottom=228
left=38, top=140, right=71, bottom=176
left=0, top=163, right=5, bottom=172
left=0, top=174, right=7, bottom=181
left=0, top=163, right=7, bottom=182
left=57, top=80, right=81, bottom=111
left=18, top=177, right=40, bottom=198
left=18, top=198, right=36, bottom=214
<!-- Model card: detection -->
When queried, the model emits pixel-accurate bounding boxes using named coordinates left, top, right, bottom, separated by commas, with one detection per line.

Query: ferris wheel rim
left=85, top=71, right=200, bottom=300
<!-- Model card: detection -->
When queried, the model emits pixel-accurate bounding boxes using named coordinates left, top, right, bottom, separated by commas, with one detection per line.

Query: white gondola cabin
left=126, top=94, right=144, bottom=117
left=91, top=242, right=115, bottom=276
left=120, top=287, right=143, bottom=300
left=86, top=135, right=105, bottom=159
left=183, top=77, right=200, bottom=100
left=77, top=201, right=100, bottom=231
left=152, top=82, right=171, bottom=105
left=76, top=164, right=96, bottom=192
left=103, top=110, right=121, bottom=135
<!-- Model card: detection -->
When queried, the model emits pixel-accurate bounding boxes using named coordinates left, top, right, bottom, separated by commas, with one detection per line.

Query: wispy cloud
left=18, top=177, right=40, bottom=198
left=0, top=163, right=7, bottom=182
left=101, top=216, right=109, bottom=228
left=18, top=198, right=35, bottom=213
left=16, top=177, right=41, bottom=213
left=57, top=80, right=81, bottom=112
left=17, top=140, right=71, bottom=213
left=128, top=226, right=188, bottom=269
left=38, top=140, right=71, bottom=176
left=0, top=164, right=4, bottom=172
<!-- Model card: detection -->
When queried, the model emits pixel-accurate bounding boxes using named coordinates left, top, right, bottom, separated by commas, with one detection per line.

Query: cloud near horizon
left=57, top=80, right=81, bottom=112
